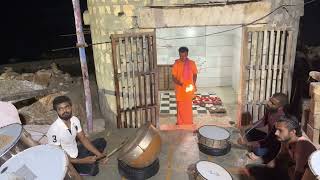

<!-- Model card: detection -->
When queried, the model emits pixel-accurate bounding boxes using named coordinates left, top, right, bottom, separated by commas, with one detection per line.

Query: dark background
left=1, top=0, right=320, bottom=65
left=2, top=0, right=90, bottom=64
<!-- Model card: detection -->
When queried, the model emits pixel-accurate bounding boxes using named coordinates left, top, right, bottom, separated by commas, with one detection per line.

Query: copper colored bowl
left=117, top=122, right=161, bottom=168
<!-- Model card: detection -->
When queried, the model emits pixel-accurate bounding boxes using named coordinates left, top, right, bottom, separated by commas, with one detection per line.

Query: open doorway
left=156, top=26, right=243, bottom=128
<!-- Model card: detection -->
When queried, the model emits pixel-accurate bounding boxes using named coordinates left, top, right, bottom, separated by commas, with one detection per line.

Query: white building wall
left=156, top=26, right=242, bottom=89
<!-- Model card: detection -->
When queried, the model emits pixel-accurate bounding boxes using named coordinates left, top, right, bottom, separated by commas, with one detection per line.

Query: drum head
left=0, top=123, right=22, bottom=157
left=198, top=125, right=230, bottom=140
left=196, top=161, right=232, bottom=180
left=309, top=150, right=320, bottom=176
left=0, top=145, right=67, bottom=180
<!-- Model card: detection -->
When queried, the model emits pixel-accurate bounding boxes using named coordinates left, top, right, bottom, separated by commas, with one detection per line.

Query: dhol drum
left=0, top=123, right=29, bottom=165
left=0, top=145, right=68, bottom=180
left=194, top=161, right=233, bottom=180
left=117, top=121, right=162, bottom=168
left=302, top=150, right=320, bottom=180
left=197, top=125, right=231, bottom=156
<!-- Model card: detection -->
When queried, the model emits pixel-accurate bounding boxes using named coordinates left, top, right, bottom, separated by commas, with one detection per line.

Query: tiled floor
left=159, top=87, right=238, bottom=128
left=159, top=92, right=223, bottom=115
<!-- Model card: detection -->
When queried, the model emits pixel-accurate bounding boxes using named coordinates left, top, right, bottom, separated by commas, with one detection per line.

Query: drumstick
left=243, top=119, right=264, bottom=137
left=96, top=138, right=128, bottom=161
left=238, top=119, right=264, bottom=144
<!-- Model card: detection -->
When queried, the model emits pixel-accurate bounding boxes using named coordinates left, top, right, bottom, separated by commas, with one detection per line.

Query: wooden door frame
left=111, top=31, right=159, bottom=128
left=238, top=26, right=294, bottom=127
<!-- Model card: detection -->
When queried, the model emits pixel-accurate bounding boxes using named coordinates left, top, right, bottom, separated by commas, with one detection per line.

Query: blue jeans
left=245, top=128, right=281, bottom=163
left=245, top=128, right=268, bottom=156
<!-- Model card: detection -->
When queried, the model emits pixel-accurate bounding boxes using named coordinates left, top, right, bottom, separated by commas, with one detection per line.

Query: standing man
left=172, top=47, right=198, bottom=125
left=238, top=93, right=288, bottom=162
left=47, top=96, right=107, bottom=176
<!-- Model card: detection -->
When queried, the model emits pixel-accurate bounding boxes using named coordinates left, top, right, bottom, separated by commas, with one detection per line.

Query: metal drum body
left=0, top=123, right=28, bottom=165
left=0, top=145, right=68, bottom=180
left=195, top=161, right=233, bottom=180
left=197, top=125, right=231, bottom=156
left=303, top=150, right=320, bottom=180
left=118, top=122, right=161, bottom=168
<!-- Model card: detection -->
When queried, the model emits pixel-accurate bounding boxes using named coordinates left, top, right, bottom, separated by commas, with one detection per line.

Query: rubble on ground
left=0, top=63, right=85, bottom=125
left=0, top=63, right=75, bottom=90
left=0, top=80, right=45, bottom=97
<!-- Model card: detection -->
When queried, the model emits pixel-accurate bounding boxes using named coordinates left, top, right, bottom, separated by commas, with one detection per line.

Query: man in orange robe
left=172, top=47, right=198, bottom=125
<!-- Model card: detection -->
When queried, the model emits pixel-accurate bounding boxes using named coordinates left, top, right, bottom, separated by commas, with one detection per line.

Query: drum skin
left=0, top=123, right=29, bottom=165
left=0, top=145, right=68, bottom=180
left=194, top=161, right=233, bottom=180
left=303, top=150, right=320, bottom=180
left=197, top=125, right=231, bottom=156
left=117, top=122, right=161, bottom=168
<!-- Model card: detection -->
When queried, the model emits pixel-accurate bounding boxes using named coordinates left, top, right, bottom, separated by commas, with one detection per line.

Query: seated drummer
left=238, top=93, right=288, bottom=162
left=247, top=115, right=317, bottom=180
left=47, top=96, right=107, bottom=176
left=274, top=115, right=317, bottom=180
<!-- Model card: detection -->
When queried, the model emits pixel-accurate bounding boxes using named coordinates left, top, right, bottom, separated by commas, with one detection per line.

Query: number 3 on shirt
left=52, top=135, right=57, bottom=143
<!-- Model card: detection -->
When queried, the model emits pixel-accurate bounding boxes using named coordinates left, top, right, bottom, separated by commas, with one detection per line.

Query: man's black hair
left=272, top=93, right=288, bottom=107
left=53, top=96, right=72, bottom=111
left=278, top=114, right=302, bottom=137
left=178, top=47, right=189, bottom=53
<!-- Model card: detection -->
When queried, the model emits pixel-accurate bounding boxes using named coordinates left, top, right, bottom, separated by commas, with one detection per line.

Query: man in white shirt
left=47, top=96, right=107, bottom=176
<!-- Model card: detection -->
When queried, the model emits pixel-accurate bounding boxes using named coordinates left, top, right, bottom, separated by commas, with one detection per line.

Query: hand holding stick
left=237, top=119, right=264, bottom=146
left=96, top=137, right=129, bottom=163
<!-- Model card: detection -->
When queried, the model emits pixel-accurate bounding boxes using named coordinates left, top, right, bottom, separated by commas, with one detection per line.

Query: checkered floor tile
left=160, top=92, right=224, bottom=115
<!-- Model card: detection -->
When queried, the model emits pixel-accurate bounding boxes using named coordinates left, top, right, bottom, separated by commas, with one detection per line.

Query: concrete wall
left=232, top=28, right=243, bottom=94
left=83, top=0, right=153, bottom=128
left=83, top=0, right=304, bottom=126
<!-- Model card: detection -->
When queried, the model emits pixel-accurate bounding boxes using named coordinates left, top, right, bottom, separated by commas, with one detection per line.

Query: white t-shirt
left=0, top=101, right=21, bottom=128
left=46, top=116, right=82, bottom=158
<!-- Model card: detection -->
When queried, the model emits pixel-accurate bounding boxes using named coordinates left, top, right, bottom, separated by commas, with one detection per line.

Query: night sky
left=2, top=0, right=89, bottom=64
left=1, top=0, right=320, bottom=65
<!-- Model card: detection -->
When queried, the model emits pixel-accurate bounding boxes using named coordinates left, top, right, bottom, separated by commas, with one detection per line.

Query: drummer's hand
left=82, top=156, right=97, bottom=164
left=96, top=153, right=105, bottom=160
left=266, top=159, right=276, bottom=168
left=102, top=157, right=109, bottom=165
left=237, top=137, right=247, bottom=145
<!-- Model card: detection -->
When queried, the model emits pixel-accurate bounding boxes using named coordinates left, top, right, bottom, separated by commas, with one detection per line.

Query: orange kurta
left=172, top=59, right=198, bottom=125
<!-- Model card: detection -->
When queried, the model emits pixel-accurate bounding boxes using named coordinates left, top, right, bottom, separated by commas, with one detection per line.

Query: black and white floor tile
left=160, top=91, right=222, bottom=115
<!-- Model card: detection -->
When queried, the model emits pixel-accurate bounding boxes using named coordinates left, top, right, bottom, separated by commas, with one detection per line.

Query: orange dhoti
left=176, top=100, right=193, bottom=125
left=172, top=58, right=198, bottom=125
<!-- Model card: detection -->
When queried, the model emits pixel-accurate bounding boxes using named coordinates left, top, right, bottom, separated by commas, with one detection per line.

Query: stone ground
left=83, top=127, right=252, bottom=180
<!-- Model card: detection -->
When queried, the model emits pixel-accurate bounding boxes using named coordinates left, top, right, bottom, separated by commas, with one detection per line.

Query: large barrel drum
left=117, top=121, right=161, bottom=168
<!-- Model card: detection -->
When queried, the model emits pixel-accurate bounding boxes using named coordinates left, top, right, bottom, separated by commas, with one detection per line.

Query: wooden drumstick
left=96, top=138, right=128, bottom=161
left=243, top=119, right=264, bottom=137
left=239, top=120, right=264, bottom=145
